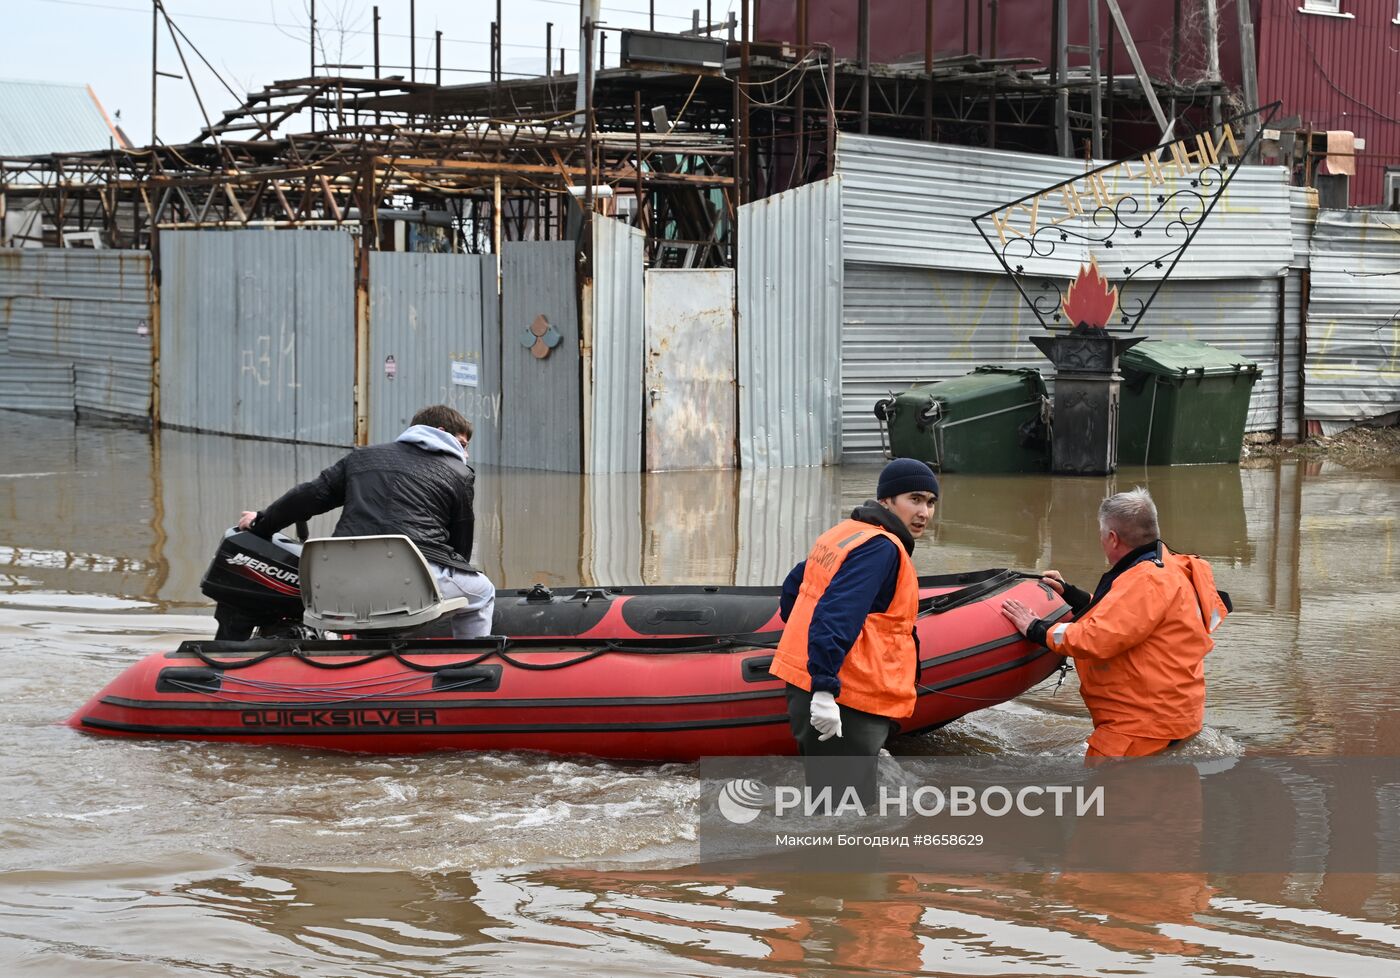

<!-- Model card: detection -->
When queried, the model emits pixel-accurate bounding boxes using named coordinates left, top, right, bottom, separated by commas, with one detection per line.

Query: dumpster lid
left=1120, top=340, right=1260, bottom=378
left=904, top=365, right=1046, bottom=399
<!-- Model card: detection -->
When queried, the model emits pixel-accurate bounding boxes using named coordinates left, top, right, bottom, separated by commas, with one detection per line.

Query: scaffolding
left=0, top=2, right=1229, bottom=263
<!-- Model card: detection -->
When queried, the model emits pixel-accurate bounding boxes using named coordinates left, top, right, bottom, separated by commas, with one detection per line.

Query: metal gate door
left=368, top=252, right=498, bottom=463
left=643, top=268, right=736, bottom=471
left=500, top=242, right=580, bottom=471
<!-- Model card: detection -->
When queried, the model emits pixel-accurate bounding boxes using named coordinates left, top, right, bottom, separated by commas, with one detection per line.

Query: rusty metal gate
left=643, top=268, right=736, bottom=472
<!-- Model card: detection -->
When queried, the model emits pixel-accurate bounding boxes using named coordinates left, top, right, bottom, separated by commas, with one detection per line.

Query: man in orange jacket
left=769, top=459, right=938, bottom=802
left=1001, top=487, right=1230, bottom=759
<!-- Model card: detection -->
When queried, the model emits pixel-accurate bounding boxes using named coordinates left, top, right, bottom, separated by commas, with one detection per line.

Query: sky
left=8, top=0, right=740, bottom=146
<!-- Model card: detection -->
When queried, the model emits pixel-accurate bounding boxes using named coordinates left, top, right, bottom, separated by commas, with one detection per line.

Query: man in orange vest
left=769, top=459, right=938, bottom=801
left=1001, top=487, right=1230, bottom=760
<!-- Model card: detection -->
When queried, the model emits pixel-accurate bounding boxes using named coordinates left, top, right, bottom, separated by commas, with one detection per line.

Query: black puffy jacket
left=251, top=441, right=478, bottom=572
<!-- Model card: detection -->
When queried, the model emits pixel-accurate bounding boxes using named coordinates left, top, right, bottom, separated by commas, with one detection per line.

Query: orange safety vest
left=1044, top=547, right=1228, bottom=741
left=769, top=518, right=921, bottom=719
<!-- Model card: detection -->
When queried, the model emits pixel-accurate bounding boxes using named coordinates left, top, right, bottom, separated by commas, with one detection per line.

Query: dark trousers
left=785, top=684, right=897, bottom=809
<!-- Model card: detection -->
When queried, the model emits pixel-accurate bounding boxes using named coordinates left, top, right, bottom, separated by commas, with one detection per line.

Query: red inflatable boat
left=69, top=570, right=1068, bottom=760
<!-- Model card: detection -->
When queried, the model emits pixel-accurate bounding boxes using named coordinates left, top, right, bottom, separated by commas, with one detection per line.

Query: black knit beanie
left=877, top=458, right=940, bottom=500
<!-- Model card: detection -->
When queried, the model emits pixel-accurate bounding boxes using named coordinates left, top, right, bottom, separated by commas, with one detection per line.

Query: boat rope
left=915, top=652, right=1072, bottom=703
left=183, top=636, right=766, bottom=677
left=919, top=569, right=1052, bottom=616
left=213, top=669, right=451, bottom=696
left=158, top=673, right=486, bottom=705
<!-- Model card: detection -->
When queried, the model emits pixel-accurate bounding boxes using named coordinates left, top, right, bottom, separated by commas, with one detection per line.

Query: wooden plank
left=1104, top=0, right=1170, bottom=137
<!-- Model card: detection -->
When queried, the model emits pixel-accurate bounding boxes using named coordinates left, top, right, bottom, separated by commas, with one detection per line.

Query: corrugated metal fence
left=17, top=140, right=1400, bottom=468
left=1306, top=210, right=1400, bottom=423
left=841, top=266, right=1300, bottom=460
left=159, top=230, right=356, bottom=445
left=588, top=216, right=645, bottom=473
left=499, top=241, right=581, bottom=471
left=737, top=176, right=844, bottom=468
left=0, top=249, right=152, bottom=419
left=834, top=134, right=1304, bottom=461
left=159, top=233, right=577, bottom=464
left=367, top=252, right=499, bottom=462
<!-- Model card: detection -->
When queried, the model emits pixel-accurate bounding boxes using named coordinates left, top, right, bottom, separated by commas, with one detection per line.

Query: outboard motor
left=200, top=526, right=311, bottom=640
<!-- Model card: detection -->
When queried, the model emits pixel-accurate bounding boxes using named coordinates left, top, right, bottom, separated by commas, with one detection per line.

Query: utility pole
left=150, top=0, right=158, bottom=144
left=576, top=0, right=602, bottom=128
left=1088, top=0, right=1103, bottom=158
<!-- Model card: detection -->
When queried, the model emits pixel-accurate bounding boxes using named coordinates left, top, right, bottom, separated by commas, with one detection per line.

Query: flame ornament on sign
left=1061, top=257, right=1119, bottom=329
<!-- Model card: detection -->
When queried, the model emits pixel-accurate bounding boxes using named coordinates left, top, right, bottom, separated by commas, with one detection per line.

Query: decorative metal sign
left=521, top=314, right=562, bottom=359
left=972, top=103, right=1279, bottom=333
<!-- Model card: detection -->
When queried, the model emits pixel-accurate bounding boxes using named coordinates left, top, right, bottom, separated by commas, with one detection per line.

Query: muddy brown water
left=1, top=411, right=1397, bottom=976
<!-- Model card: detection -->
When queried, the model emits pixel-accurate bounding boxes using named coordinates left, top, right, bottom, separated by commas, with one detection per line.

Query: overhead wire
left=18, top=0, right=626, bottom=55
left=162, top=4, right=242, bottom=105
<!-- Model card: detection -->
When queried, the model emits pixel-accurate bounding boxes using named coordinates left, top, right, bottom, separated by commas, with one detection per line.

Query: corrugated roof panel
left=0, top=79, right=119, bottom=155
left=1305, top=210, right=1400, bottom=422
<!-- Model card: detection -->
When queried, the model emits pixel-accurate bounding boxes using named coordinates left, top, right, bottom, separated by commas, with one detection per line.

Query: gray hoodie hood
left=396, top=424, right=467, bottom=464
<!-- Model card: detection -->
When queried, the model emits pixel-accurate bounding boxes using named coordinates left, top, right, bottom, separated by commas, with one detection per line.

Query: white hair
left=1098, top=487, right=1159, bottom=547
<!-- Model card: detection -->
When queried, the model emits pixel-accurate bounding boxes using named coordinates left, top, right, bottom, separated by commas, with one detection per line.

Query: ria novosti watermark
left=698, top=756, right=1400, bottom=874
left=720, top=778, right=1104, bottom=821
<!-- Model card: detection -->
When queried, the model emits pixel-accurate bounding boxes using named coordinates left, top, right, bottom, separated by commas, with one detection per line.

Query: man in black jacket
left=238, top=404, right=495, bottom=637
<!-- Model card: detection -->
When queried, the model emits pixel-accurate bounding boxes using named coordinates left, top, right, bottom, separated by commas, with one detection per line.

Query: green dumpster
left=1117, top=340, right=1261, bottom=465
left=875, top=366, right=1049, bottom=473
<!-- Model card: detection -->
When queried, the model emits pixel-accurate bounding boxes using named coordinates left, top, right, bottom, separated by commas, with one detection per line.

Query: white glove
left=810, top=691, right=843, bottom=742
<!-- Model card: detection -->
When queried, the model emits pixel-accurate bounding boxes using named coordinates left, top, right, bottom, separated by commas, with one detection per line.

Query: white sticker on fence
left=451, top=359, right=479, bottom=388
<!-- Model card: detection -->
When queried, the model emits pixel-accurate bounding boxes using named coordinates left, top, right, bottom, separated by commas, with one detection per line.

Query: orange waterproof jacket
left=769, top=519, right=921, bottom=719
left=1043, top=546, right=1227, bottom=741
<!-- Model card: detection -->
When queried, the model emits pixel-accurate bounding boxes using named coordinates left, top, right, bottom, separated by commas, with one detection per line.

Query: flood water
left=2, top=410, right=1398, bottom=976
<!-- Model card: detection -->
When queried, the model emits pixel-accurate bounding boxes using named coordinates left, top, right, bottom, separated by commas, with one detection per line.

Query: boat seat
left=300, top=535, right=467, bottom=633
